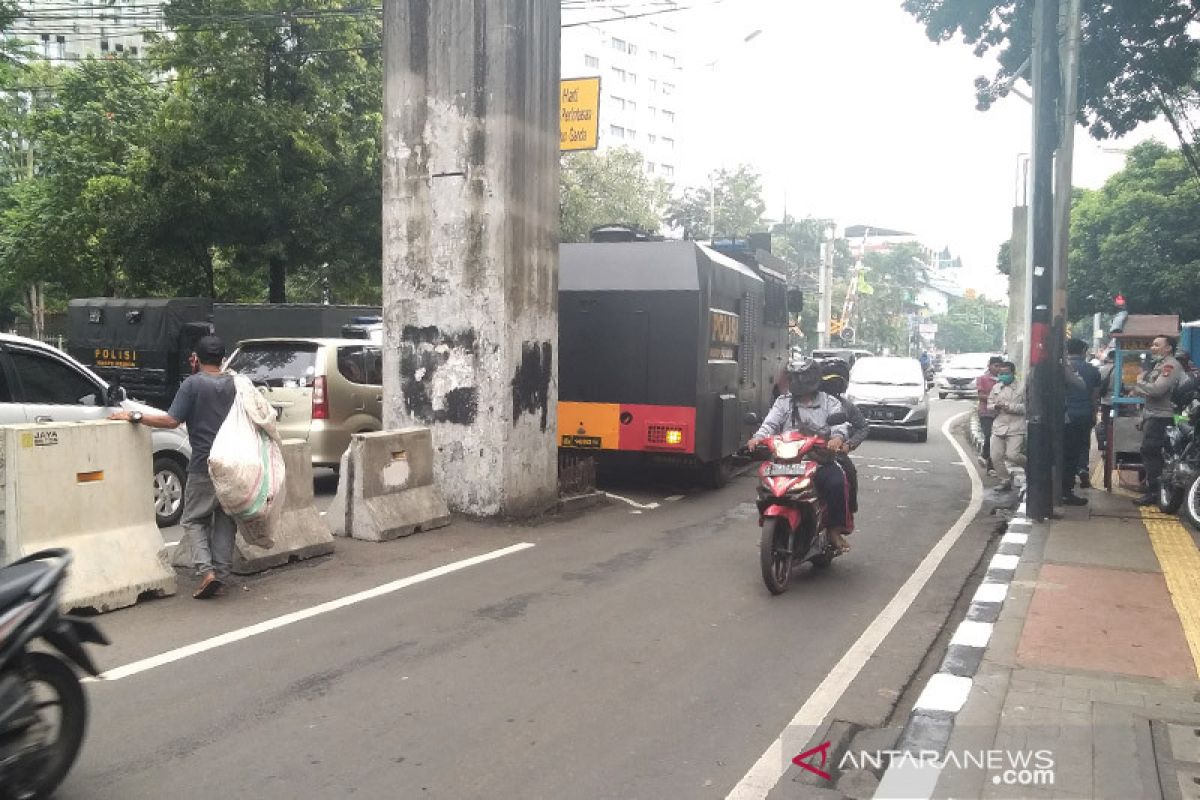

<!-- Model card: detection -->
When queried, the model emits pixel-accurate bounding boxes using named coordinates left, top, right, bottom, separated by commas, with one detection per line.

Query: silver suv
left=0, top=333, right=192, bottom=527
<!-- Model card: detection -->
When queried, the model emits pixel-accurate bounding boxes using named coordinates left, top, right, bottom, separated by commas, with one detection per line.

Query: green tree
left=848, top=243, right=928, bottom=353
left=667, top=164, right=766, bottom=240
left=0, top=58, right=164, bottom=299
left=1068, top=140, right=1200, bottom=321
left=148, top=0, right=383, bottom=302
left=932, top=295, right=1007, bottom=353
left=559, top=147, right=670, bottom=242
left=903, top=0, right=1200, bottom=153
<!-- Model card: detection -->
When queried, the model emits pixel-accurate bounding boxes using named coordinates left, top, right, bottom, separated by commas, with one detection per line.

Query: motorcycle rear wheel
left=1184, top=476, right=1200, bottom=533
left=6, top=652, right=87, bottom=800
left=1159, top=476, right=1185, bottom=514
left=760, top=517, right=793, bottom=595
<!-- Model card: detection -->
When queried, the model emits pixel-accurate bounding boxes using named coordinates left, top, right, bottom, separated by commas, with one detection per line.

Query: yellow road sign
left=561, top=77, right=601, bottom=152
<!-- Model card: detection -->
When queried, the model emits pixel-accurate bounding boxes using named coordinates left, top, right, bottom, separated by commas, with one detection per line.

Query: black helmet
left=818, top=357, right=850, bottom=396
left=786, top=357, right=823, bottom=397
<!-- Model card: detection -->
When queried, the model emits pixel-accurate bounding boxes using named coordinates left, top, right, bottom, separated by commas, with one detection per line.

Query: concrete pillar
left=1007, top=205, right=1029, bottom=374
left=381, top=0, right=560, bottom=517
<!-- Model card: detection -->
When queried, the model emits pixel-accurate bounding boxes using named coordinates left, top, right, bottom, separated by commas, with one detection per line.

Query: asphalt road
left=66, top=399, right=983, bottom=800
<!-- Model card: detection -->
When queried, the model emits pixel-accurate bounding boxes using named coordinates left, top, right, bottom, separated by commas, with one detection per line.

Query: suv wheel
left=153, top=456, right=187, bottom=528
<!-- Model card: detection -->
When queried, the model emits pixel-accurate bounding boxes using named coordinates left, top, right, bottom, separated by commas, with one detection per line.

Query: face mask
left=998, top=373, right=1015, bottom=385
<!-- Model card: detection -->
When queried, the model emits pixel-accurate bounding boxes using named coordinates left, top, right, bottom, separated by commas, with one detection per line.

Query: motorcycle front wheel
left=1184, top=475, right=1200, bottom=533
left=6, top=652, right=88, bottom=800
left=760, top=517, right=794, bottom=595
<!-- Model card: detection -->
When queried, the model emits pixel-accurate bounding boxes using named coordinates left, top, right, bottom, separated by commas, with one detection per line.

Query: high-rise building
left=561, top=5, right=685, bottom=181
left=6, top=0, right=164, bottom=63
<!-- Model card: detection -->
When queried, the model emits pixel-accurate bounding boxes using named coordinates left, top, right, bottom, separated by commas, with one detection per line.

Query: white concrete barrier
left=0, top=421, right=175, bottom=613
left=327, top=428, right=451, bottom=541
left=173, top=439, right=334, bottom=575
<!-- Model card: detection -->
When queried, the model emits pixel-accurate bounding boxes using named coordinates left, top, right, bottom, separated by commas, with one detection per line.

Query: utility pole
left=1025, top=0, right=1062, bottom=520
left=818, top=223, right=835, bottom=349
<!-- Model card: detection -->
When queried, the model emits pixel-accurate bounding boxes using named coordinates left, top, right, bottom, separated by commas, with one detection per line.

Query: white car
left=0, top=333, right=192, bottom=527
left=846, top=356, right=930, bottom=442
left=936, top=352, right=998, bottom=400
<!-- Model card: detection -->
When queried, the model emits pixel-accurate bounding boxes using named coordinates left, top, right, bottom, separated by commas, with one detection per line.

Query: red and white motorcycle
left=751, top=430, right=845, bottom=594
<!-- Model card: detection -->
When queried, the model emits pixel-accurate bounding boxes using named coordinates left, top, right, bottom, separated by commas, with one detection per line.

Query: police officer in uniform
left=1132, top=335, right=1183, bottom=506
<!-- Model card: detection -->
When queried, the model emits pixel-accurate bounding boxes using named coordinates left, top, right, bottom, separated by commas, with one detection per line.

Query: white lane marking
left=913, top=673, right=973, bottom=714
left=163, top=541, right=179, bottom=548
left=950, top=620, right=994, bottom=649
left=990, top=553, right=1020, bottom=571
left=973, top=582, right=1009, bottom=604
left=726, top=411, right=983, bottom=799
left=90, top=542, right=536, bottom=682
left=603, top=492, right=661, bottom=510
left=664, top=495, right=685, bottom=503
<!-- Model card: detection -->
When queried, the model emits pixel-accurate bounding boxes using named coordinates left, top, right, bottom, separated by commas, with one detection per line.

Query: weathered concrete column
left=382, top=0, right=560, bottom=516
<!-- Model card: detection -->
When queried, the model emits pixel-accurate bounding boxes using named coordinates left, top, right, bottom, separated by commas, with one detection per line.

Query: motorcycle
left=0, top=549, right=108, bottom=800
left=1159, top=397, right=1200, bottom=531
left=750, top=426, right=847, bottom=595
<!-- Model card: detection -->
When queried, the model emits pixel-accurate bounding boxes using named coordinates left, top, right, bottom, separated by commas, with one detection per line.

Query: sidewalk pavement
left=879, top=474, right=1200, bottom=799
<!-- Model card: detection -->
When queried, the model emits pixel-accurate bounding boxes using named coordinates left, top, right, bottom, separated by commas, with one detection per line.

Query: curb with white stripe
left=874, top=506, right=1031, bottom=799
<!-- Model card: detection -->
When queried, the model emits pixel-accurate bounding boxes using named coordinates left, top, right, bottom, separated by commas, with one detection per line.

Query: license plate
left=767, top=463, right=808, bottom=476
left=870, top=410, right=895, bottom=421
left=561, top=435, right=601, bottom=449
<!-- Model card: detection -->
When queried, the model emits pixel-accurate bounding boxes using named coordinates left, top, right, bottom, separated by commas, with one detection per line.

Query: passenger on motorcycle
left=747, top=358, right=855, bottom=554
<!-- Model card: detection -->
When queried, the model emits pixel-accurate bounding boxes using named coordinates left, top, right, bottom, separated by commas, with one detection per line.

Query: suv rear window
left=336, top=346, right=382, bottom=385
left=227, top=342, right=319, bottom=387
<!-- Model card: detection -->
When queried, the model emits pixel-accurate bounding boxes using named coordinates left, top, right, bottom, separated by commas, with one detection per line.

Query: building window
left=609, top=125, right=625, bottom=139
left=100, top=38, right=109, bottom=51
left=627, top=43, right=637, bottom=56
left=649, top=50, right=658, bottom=60
left=626, top=100, right=636, bottom=112
left=648, top=106, right=657, bottom=118
left=664, top=54, right=677, bottom=66
left=647, top=162, right=657, bottom=173
left=626, top=129, right=636, bottom=141
left=612, top=67, right=626, bottom=82
left=55, top=35, right=65, bottom=59
left=649, top=78, right=658, bottom=92
left=647, top=133, right=657, bottom=144
left=663, top=136, right=675, bottom=149
left=611, top=96, right=625, bottom=110
left=663, top=82, right=675, bottom=96
left=661, top=109, right=675, bottom=123
left=664, top=26, right=677, bottom=34
left=611, top=37, right=626, bottom=52
left=130, top=45, right=138, bottom=55
left=662, top=164, right=675, bottom=177
left=115, top=43, right=124, bottom=52
left=585, top=54, right=599, bottom=69
left=627, top=72, right=637, bottom=85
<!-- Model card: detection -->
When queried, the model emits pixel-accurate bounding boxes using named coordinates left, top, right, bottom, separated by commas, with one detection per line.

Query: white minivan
left=0, top=333, right=192, bottom=527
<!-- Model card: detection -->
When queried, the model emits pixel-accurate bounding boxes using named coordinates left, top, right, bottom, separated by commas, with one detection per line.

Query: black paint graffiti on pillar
left=511, top=341, right=552, bottom=432
left=399, top=325, right=479, bottom=425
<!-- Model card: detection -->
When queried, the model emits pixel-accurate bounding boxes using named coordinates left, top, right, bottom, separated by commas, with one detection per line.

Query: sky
left=611, top=0, right=1173, bottom=301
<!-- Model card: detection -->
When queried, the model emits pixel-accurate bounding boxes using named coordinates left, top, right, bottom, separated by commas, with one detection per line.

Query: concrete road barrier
left=0, top=421, right=176, bottom=613
left=327, top=428, right=451, bottom=541
left=173, top=439, right=334, bottom=575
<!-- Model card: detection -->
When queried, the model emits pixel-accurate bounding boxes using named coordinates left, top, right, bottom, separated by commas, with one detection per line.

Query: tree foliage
left=932, top=295, right=1007, bottom=353
left=1068, top=140, right=1200, bottom=321
left=667, top=164, right=766, bottom=240
left=559, top=147, right=669, bottom=242
left=903, top=0, right=1200, bottom=142
left=851, top=243, right=928, bottom=353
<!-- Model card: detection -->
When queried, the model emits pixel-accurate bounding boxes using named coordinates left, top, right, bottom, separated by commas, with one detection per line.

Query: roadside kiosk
left=1102, top=314, right=1181, bottom=491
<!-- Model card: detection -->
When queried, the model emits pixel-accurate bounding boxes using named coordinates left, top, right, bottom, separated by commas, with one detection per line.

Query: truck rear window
left=227, top=343, right=319, bottom=387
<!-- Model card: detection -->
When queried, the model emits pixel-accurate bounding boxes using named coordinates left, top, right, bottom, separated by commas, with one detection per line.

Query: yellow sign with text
left=561, top=77, right=601, bottom=152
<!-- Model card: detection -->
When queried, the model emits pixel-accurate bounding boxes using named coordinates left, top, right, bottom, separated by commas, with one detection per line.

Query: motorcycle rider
left=747, top=358, right=855, bottom=554
left=1133, top=335, right=1184, bottom=506
left=817, top=357, right=870, bottom=513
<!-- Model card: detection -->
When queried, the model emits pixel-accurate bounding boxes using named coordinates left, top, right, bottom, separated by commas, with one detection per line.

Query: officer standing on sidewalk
left=1132, top=335, right=1183, bottom=506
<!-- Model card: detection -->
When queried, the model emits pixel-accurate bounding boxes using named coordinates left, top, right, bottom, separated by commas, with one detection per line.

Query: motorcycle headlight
left=774, top=440, right=802, bottom=460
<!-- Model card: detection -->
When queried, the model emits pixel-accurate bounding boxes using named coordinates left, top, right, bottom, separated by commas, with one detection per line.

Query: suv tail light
left=312, top=376, right=329, bottom=420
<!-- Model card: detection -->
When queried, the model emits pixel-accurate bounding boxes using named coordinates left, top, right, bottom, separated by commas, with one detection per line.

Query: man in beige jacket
left=987, top=361, right=1027, bottom=491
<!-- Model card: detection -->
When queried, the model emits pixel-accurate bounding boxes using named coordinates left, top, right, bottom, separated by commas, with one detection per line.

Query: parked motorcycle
left=750, top=427, right=846, bottom=595
left=1159, top=398, right=1200, bottom=530
left=0, top=549, right=108, bottom=800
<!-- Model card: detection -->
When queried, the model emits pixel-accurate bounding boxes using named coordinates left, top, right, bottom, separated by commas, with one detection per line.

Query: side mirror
left=106, top=384, right=127, bottom=406
left=827, top=412, right=848, bottom=426
left=786, top=288, right=804, bottom=313
left=743, top=412, right=760, bottom=426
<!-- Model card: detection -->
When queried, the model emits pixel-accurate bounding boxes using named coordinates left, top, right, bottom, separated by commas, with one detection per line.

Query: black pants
left=979, top=415, right=995, bottom=466
left=1062, top=417, right=1092, bottom=494
left=1141, top=417, right=1170, bottom=490
left=814, top=461, right=850, bottom=530
left=837, top=453, right=859, bottom=513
